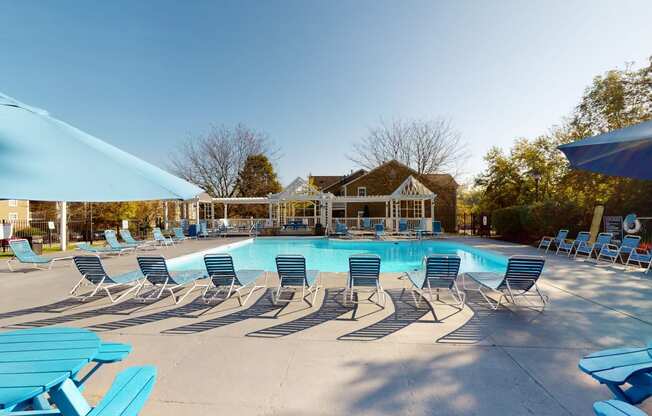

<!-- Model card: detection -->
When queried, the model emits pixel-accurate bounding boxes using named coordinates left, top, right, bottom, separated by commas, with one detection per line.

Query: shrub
left=492, top=205, right=528, bottom=240
left=492, top=200, right=591, bottom=243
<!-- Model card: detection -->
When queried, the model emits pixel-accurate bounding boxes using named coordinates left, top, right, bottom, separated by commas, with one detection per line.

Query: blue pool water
left=169, top=238, right=507, bottom=273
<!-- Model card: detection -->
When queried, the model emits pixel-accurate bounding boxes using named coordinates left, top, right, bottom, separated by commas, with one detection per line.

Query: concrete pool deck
left=1, top=236, right=651, bottom=415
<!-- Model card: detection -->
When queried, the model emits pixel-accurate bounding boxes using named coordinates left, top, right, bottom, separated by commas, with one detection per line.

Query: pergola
left=182, top=175, right=437, bottom=232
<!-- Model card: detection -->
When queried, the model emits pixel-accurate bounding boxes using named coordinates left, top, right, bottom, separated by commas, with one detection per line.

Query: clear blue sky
left=2, top=0, right=651, bottom=185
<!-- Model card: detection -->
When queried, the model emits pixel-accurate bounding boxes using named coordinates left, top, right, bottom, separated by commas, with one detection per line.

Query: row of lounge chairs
left=333, top=219, right=444, bottom=239
left=5, top=227, right=195, bottom=272
left=538, top=229, right=651, bottom=272
left=69, top=252, right=548, bottom=312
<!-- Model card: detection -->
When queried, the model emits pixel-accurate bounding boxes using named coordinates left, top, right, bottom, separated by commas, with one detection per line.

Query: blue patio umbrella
left=0, top=92, right=203, bottom=249
left=558, top=120, right=652, bottom=180
left=0, top=92, right=203, bottom=201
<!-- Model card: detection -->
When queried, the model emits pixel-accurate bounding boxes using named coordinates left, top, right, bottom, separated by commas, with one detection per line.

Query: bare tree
left=169, top=124, right=277, bottom=197
left=349, top=118, right=468, bottom=175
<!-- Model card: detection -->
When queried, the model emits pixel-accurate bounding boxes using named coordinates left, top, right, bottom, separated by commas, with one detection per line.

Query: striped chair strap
left=425, top=255, right=461, bottom=281
left=349, top=255, right=381, bottom=279
left=276, top=255, right=307, bottom=280
left=501, top=256, right=545, bottom=290
left=74, top=256, right=109, bottom=284
left=204, top=254, right=239, bottom=285
left=137, top=256, right=170, bottom=284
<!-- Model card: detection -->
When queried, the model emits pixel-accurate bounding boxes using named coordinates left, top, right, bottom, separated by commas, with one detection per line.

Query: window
left=357, top=187, right=367, bottom=197
left=8, top=200, right=17, bottom=207
left=8, top=212, right=18, bottom=221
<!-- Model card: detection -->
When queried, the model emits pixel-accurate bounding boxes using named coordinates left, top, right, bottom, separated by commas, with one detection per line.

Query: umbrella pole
left=60, top=201, right=68, bottom=251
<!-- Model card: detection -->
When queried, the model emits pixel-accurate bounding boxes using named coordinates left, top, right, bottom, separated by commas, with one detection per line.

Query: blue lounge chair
left=575, top=232, right=614, bottom=260
left=556, top=231, right=591, bottom=256
left=594, top=400, right=648, bottom=415
left=152, top=227, right=174, bottom=246
left=71, top=256, right=143, bottom=302
left=626, top=248, right=652, bottom=274
left=274, top=255, right=320, bottom=306
left=104, top=230, right=136, bottom=254
left=429, top=220, right=444, bottom=237
left=465, top=256, right=547, bottom=310
left=414, top=218, right=428, bottom=239
left=172, top=227, right=189, bottom=242
left=202, top=253, right=266, bottom=305
left=362, top=217, right=372, bottom=230
left=136, top=256, right=206, bottom=304
left=344, top=254, right=385, bottom=308
left=6, top=239, right=71, bottom=271
left=374, top=223, right=385, bottom=239
left=406, top=255, right=464, bottom=307
left=538, top=229, right=569, bottom=253
left=398, top=219, right=410, bottom=236
left=598, top=235, right=642, bottom=264
left=120, top=228, right=155, bottom=248
left=76, top=242, right=126, bottom=256
left=580, top=343, right=652, bottom=405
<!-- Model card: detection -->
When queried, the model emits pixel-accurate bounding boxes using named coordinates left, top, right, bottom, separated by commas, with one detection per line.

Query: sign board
left=0, top=223, right=12, bottom=239
left=47, top=221, right=55, bottom=230
left=603, top=215, right=623, bottom=241
left=122, top=220, right=129, bottom=230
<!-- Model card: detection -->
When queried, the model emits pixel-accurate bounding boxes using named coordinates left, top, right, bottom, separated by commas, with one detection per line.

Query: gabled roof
left=322, top=169, right=367, bottom=192
left=270, top=177, right=323, bottom=200
left=391, top=175, right=435, bottom=200
left=310, top=175, right=342, bottom=190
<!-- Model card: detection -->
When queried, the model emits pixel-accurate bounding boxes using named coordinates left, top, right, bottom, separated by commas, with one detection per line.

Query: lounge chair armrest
left=603, top=243, right=620, bottom=252
left=633, top=247, right=651, bottom=255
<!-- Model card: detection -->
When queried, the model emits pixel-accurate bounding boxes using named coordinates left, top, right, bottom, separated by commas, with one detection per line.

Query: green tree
left=232, top=154, right=282, bottom=217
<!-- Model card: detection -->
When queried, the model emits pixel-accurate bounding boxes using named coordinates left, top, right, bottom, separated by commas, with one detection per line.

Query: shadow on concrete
left=246, top=289, right=355, bottom=338
left=338, top=289, right=433, bottom=342
left=88, top=296, right=219, bottom=332
left=0, top=296, right=102, bottom=320
left=6, top=289, right=177, bottom=329
left=162, top=289, right=293, bottom=335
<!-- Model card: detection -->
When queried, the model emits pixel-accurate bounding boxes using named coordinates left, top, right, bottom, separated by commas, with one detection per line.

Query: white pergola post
left=431, top=197, right=435, bottom=230
left=224, top=203, right=228, bottom=221
left=164, top=201, right=169, bottom=230
left=195, top=199, right=200, bottom=225
left=211, top=201, right=215, bottom=227
left=60, top=201, right=67, bottom=251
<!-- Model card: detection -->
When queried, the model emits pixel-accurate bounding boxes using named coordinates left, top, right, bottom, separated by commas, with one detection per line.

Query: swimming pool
left=169, top=238, right=507, bottom=273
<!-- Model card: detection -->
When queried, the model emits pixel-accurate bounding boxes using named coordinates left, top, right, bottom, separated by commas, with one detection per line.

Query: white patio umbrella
left=0, top=92, right=203, bottom=249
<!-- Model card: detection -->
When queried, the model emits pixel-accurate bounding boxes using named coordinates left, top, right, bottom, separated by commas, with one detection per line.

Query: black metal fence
left=457, top=213, right=492, bottom=236
left=1, top=218, right=156, bottom=247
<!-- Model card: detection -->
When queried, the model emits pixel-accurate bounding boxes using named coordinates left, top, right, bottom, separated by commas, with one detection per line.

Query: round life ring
left=623, top=213, right=641, bottom=234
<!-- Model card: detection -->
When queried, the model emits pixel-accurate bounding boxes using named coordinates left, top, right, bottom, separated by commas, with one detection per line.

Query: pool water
left=169, top=238, right=507, bottom=273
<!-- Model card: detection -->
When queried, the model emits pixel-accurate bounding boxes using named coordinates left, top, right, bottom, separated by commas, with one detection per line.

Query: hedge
left=492, top=200, right=590, bottom=243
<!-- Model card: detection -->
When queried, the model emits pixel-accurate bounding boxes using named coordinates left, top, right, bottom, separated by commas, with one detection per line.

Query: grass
left=0, top=241, right=106, bottom=258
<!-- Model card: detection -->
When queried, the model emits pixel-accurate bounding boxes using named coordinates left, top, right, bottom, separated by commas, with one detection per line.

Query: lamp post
left=530, top=170, right=542, bottom=202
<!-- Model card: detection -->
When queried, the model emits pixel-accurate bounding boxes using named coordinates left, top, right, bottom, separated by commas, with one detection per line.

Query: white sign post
left=122, top=220, right=129, bottom=230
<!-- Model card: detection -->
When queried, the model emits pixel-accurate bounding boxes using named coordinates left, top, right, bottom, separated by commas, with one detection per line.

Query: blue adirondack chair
left=598, top=235, right=641, bottom=264
left=465, top=256, right=547, bottom=310
left=71, top=256, right=143, bottom=302
left=274, top=255, right=320, bottom=306
left=136, top=256, right=205, bottom=304
left=580, top=343, right=652, bottom=405
left=344, top=254, right=385, bottom=308
left=332, top=222, right=350, bottom=238
left=362, top=217, right=372, bottom=230
left=398, top=219, right=410, bottom=235
left=202, top=253, right=266, bottom=305
left=538, top=229, right=569, bottom=253
left=7, top=239, right=71, bottom=272
left=556, top=231, right=591, bottom=256
left=593, top=400, right=648, bottom=416
left=575, top=232, right=614, bottom=260
left=406, top=255, right=464, bottom=307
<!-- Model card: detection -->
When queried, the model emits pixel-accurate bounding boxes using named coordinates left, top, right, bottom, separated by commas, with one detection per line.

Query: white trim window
left=357, top=187, right=367, bottom=197
left=8, top=200, right=17, bottom=207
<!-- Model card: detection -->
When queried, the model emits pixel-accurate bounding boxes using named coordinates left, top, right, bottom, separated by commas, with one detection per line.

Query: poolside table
left=0, top=327, right=101, bottom=414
